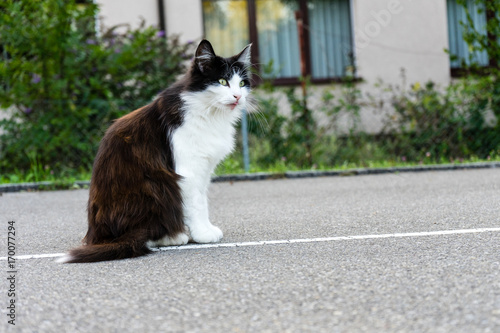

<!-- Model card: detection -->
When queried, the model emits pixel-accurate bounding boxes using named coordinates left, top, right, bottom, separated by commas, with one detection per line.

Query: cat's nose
left=233, top=94, right=241, bottom=101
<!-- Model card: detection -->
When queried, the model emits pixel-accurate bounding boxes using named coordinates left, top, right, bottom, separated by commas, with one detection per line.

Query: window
left=256, top=0, right=301, bottom=78
left=446, top=0, right=490, bottom=70
left=202, top=1, right=250, bottom=57
left=202, top=0, right=354, bottom=84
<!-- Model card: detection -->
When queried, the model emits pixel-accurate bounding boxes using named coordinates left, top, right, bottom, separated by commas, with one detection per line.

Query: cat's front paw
left=190, top=224, right=223, bottom=244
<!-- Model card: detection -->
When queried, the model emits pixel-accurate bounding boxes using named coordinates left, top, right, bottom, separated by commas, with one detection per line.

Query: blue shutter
left=308, top=0, right=353, bottom=79
left=257, top=0, right=301, bottom=78
left=446, top=0, right=489, bottom=67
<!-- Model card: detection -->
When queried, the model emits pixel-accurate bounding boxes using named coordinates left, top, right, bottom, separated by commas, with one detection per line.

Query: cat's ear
left=195, top=40, right=216, bottom=73
left=236, top=43, right=252, bottom=65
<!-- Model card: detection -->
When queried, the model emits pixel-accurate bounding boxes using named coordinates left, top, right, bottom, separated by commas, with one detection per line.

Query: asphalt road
left=1, top=168, right=499, bottom=332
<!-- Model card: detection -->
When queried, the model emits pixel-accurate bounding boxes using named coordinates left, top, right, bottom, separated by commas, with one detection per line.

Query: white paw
left=148, top=233, right=189, bottom=247
left=189, top=224, right=223, bottom=244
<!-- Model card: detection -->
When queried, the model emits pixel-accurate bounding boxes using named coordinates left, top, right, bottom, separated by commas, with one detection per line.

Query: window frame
left=202, top=0, right=356, bottom=86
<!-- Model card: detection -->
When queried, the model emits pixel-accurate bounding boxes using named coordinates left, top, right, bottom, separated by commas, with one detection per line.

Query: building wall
left=349, top=0, right=452, bottom=132
left=96, top=0, right=451, bottom=87
left=351, top=0, right=451, bottom=87
left=164, top=0, right=204, bottom=42
left=95, top=0, right=454, bottom=133
left=96, top=0, right=204, bottom=42
left=96, top=0, right=160, bottom=30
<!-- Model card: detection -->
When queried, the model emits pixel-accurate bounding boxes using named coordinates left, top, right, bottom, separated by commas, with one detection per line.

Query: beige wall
left=351, top=0, right=451, bottom=87
left=96, top=0, right=160, bottom=30
left=348, top=0, right=451, bottom=132
left=96, top=0, right=204, bottom=42
left=164, top=0, right=204, bottom=42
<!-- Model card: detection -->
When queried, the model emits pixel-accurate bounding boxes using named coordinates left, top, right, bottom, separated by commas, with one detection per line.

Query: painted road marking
left=1, top=227, right=499, bottom=261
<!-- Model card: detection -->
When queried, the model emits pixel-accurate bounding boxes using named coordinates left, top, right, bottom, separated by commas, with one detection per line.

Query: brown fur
left=65, top=82, right=186, bottom=263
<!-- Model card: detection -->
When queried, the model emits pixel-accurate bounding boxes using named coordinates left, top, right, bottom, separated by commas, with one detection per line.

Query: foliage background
left=0, top=0, right=499, bottom=183
left=0, top=0, right=192, bottom=179
left=222, top=0, right=500, bottom=173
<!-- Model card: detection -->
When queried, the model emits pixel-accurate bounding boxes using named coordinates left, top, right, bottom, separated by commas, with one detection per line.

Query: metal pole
left=157, top=0, right=167, bottom=36
left=241, top=108, right=250, bottom=173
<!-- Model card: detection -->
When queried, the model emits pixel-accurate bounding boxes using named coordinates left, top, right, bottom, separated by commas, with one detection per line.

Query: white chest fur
left=171, top=92, right=241, bottom=177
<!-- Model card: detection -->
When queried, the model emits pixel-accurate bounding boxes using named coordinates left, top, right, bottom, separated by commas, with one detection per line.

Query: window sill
left=252, top=76, right=363, bottom=87
left=451, top=66, right=499, bottom=77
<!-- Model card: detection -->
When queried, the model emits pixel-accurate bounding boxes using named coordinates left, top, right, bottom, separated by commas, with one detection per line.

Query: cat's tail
left=56, top=238, right=151, bottom=263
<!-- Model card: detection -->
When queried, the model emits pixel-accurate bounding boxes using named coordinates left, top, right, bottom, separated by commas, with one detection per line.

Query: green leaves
left=0, top=0, right=192, bottom=174
left=456, top=0, right=499, bottom=69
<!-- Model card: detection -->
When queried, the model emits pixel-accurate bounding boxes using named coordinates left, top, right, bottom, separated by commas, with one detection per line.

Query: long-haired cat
left=59, top=40, right=252, bottom=263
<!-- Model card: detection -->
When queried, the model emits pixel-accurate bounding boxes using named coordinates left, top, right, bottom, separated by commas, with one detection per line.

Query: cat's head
left=187, top=40, right=252, bottom=112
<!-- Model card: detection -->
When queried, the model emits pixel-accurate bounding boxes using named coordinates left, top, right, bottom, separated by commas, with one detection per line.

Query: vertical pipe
left=157, top=0, right=167, bottom=36
left=348, top=0, right=357, bottom=76
left=247, top=0, right=260, bottom=85
left=241, top=108, right=250, bottom=173
left=299, top=0, right=312, bottom=76
left=295, top=10, right=307, bottom=95
left=295, top=10, right=312, bottom=166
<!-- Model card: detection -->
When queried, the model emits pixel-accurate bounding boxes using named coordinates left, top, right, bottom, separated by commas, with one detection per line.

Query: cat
left=58, top=40, right=252, bottom=263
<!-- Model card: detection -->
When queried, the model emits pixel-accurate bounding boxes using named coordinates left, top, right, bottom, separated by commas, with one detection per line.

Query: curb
left=212, top=161, right=500, bottom=182
left=0, top=180, right=91, bottom=193
left=1, top=162, right=499, bottom=193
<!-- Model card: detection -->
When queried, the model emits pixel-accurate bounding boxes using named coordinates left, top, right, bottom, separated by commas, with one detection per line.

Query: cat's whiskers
left=243, top=89, right=272, bottom=134
left=248, top=108, right=269, bottom=135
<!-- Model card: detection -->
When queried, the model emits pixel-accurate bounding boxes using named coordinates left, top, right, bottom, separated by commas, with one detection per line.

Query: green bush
left=375, top=77, right=498, bottom=162
left=244, top=63, right=289, bottom=168
left=456, top=0, right=499, bottom=69
left=0, top=0, right=192, bottom=174
left=241, top=0, right=499, bottom=171
left=385, top=80, right=470, bottom=160
left=242, top=71, right=499, bottom=172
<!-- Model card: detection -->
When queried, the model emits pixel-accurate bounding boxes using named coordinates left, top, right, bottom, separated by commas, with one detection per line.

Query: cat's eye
left=219, top=78, right=228, bottom=86
left=239, top=80, right=245, bottom=87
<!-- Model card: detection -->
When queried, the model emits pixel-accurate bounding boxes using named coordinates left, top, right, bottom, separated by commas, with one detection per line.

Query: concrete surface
left=1, top=168, right=499, bottom=332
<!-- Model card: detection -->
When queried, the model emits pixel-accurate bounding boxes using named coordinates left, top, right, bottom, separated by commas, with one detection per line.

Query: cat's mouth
left=228, top=102, right=239, bottom=110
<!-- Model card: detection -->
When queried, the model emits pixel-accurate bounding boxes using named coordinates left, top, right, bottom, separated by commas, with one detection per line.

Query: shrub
left=384, top=80, right=469, bottom=160
left=455, top=0, right=499, bottom=69
left=243, top=70, right=499, bottom=172
left=373, top=73, right=499, bottom=163
left=0, top=0, right=192, bottom=174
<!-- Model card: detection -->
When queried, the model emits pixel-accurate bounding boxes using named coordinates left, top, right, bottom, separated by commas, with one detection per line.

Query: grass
left=0, top=168, right=91, bottom=187
left=214, top=152, right=500, bottom=176
left=2, top=153, right=498, bottom=190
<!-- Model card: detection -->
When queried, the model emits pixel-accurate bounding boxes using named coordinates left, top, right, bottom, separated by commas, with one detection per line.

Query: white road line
left=2, top=227, right=500, bottom=261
